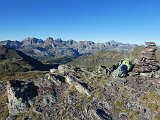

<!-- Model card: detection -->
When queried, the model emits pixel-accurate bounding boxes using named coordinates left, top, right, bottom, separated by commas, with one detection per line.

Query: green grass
left=45, top=55, right=78, bottom=64
left=68, top=46, right=160, bottom=71
left=68, top=50, right=128, bottom=71
left=129, top=45, right=145, bottom=61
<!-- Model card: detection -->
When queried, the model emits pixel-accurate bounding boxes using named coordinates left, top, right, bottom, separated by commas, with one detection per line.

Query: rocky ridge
left=0, top=38, right=136, bottom=63
left=5, top=62, right=160, bottom=120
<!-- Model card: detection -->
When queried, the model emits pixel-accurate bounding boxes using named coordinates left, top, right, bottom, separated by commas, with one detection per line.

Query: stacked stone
left=131, top=42, right=159, bottom=78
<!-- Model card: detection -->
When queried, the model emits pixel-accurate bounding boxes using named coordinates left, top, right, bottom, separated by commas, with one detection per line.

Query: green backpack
left=122, top=59, right=132, bottom=70
left=112, top=59, right=132, bottom=77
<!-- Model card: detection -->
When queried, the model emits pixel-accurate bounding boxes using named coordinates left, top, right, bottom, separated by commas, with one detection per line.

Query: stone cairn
left=131, top=42, right=159, bottom=78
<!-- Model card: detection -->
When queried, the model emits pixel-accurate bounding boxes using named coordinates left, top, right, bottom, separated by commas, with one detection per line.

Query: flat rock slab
left=65, top=74, right=91, bottom=96
left=145, top=42, right=156, bottom=46
left=145, top=46, right=157, bottom=51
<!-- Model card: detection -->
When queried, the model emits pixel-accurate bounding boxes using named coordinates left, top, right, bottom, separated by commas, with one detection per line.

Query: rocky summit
left=0, top=42, right=160, bottom=120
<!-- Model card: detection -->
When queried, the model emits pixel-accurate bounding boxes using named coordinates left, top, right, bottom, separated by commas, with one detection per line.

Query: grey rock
left=65, top=74, right=91, bottom=96
left=42, top=94, right=56, bottom=107
left=49, top=68, right=57, bottom=73
left=140, top=72, right=154, bottom=78
left=145, top=47, right=156, bottom=52
left=131, top=42, right=159, bottom=78
left=47, top=74, right=61, bottom=86
left=98, top=65, right=107, bottom=74
left=154, top=70, right=160, bottom=78
left=58, top=64, right=73, bottom=74
left=7, top=80, right=38, bottom=115
left=96, top=108, right=112, bottom=120
left=145, top=42, right=156, bottom=46
left=32, top=107, right=43, bottom=114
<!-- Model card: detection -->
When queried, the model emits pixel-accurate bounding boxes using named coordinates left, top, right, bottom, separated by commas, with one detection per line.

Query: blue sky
left=0, top=0, right=159, bottom=45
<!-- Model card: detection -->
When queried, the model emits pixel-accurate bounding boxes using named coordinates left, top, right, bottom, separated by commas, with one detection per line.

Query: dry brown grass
left=0, top=92, right=9, bottom=120
left=0, top=71, right=48, bottom=82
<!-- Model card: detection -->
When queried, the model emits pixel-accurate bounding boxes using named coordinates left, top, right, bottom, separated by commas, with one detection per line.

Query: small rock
left=145, top=42, right=156, bottom=46
left=42, top=94, right=57, bottom=107
left=50, top=68, right=57, bottom=73
left=74, top=67, right=82, bottom=72
left=33, top=107, right=43, bottom=114
left=58, top=64, right=72, bottom=74
left=96, top=108, right=112, bottom=120
left=140, top=72, right=154, bottom=78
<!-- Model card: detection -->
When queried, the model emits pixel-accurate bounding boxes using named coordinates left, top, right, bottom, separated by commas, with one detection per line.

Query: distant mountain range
left=0, top=37, right=137, bottom=64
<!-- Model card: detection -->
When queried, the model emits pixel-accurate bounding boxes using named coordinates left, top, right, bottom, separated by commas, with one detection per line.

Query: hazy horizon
left=0, top=0, right=160, bottom=45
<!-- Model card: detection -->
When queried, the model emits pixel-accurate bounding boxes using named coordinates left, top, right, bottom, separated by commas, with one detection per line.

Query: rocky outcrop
left=66, top=74, right=91, bottom=97
left=49, top=68, right=57, bottom=73
left=98, top=65, right=107, bottom=74
left=4, top=62, right=160, bottom=119
left=58, top=65, right=83, bottom=74
left=6, top=75, right=62, bottom=117
left=131, top=42, right=160, bottom=78
left=98, top=65, right=112, bottom=76
left=7, top=80, right=38, bottom=115
left=58, top=64, right=70, bottom=74
left=46, top=73, right=65, bottom=86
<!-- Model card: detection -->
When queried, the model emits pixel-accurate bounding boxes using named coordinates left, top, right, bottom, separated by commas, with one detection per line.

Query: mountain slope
left=68, top=50, right=128, bottom=71
left=0, top=46, right=54, bottom=74
left=68, top=46, right=160, bottom=71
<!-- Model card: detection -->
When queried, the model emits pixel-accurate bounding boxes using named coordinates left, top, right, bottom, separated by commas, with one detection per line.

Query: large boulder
left=7, top=80, right=38, bottom=115
left=58, top=65, right=72, bottom=74
left=7, top=76, right=59, bottom=116
left=65, top=74, right=91, bottom=97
